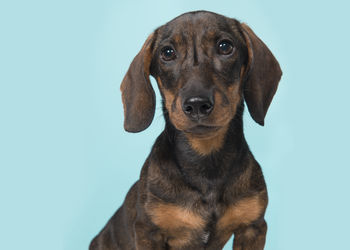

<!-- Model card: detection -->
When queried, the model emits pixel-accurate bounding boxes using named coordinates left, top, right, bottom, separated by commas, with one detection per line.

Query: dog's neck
left=163, top=101, right=250, bottom=184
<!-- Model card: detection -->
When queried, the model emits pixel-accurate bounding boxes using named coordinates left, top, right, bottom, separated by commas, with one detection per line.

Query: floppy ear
left=241, top=23, right=282, bottom=126
left=120, top=33, right=156, bottom=132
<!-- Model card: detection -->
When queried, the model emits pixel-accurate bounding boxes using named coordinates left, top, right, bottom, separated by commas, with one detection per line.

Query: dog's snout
left=182, top=96, right=214, bottom=119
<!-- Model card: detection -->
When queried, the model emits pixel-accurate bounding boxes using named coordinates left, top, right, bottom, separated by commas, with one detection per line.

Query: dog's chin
left=184, top=125, right=222, bottom=137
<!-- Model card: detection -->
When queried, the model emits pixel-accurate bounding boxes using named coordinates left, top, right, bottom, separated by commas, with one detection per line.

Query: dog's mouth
left=184, top=125, right=221, bottom=135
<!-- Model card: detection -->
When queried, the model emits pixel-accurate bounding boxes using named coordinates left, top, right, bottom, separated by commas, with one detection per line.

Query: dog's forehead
left=157, top=11, right=240, bottom=42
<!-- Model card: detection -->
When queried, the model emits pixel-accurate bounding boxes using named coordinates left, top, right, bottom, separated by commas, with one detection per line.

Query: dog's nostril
left=200, top=103, right=213, bottom=114
left=184, top=105, right=193, bottom=114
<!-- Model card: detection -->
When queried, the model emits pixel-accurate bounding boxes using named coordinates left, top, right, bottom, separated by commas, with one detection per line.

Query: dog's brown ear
left=120, top=33, right=156, bottom=132
left=241, top=23, right=282, bottom=126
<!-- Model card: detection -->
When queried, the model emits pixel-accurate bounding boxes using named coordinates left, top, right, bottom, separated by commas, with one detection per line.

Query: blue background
left=1, top=0, right=349, bottom=249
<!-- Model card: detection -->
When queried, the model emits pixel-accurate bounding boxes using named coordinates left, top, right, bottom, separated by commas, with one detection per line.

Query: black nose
left=182, top=96, right=214, bottom=119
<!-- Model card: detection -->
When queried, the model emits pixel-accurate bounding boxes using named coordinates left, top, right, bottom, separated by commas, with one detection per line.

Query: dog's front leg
left=134, top=220, right=165, bottom=250
left=232, top=219, right=267, bottom=250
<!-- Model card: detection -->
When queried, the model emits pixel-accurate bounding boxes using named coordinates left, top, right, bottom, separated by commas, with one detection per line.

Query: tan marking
left=186, top=125, right=228, bottom=155
left=161, top=88, right=176, bottom=114
left=208, top=78, right=242, bottom=129
left=244, top=227, right=256, bottom=239
left=157, top=77, right=175, bottom=113
left=217, top=195, right=264, bottom=230
left=156, top=76, right=164, bottom=88
left=157, top=77, right=190, bottom=131
left=227, top=83, right=241, bottom=112
left=209, top=89, right=236, bottom=126
left=147, top=202, right=205, bottom=230
left=167, top=230, right=191, bottom=248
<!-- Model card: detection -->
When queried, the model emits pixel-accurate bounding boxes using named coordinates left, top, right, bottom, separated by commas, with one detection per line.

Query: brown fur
left=167, top=231, right=192, bottom=248
left=185, top=125, right=228, bottom=155
left=217, top=194, right=265, bottom=231
left=146, top=202, right=205, bottom=230
left=90, top=11, right=282, bottom=250
left=157, top=77, right=189, bottom=131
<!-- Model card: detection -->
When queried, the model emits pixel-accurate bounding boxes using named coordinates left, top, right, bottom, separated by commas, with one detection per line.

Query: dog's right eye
left=217, top=40, right=235, bottom=55
left=161, top=46, right=176, bottom=61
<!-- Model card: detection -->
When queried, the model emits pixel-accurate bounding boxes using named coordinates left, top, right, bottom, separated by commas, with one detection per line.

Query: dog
left=90, top=10, right=282, bottom=250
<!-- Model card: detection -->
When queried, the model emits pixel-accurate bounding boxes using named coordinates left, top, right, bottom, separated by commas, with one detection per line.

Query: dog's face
left=152, top=13, right=246, bottom=136
left=121, top=11, right=282, bottom=136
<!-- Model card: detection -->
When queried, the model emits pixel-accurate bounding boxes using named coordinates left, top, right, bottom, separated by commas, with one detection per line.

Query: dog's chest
left=146, top=188, right=263, bottom=248
left=146, top=189, right=220, bottom=228
left=145, top=190, right=218, bottom=246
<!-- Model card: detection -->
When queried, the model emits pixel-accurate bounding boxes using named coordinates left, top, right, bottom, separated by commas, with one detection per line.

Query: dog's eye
left=161, top=46, right=176, bottom=61
left=218, top=40, right=234, bottom=55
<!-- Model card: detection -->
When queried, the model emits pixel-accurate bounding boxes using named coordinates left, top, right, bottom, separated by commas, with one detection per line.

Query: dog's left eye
left=161, top=46, right=176, bottom=61
left=218, top=40, right=235, bottom=55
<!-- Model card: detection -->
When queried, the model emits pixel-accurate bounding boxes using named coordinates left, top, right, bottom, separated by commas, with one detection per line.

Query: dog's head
left=121, top=11, right=282, bottom=136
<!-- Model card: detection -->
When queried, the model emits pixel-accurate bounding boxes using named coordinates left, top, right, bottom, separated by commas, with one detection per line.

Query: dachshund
left=90, top=10, right=282, bottom=250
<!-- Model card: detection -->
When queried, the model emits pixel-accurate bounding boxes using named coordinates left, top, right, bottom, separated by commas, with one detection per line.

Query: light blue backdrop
left=1, top=0, right=349, bottom=249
